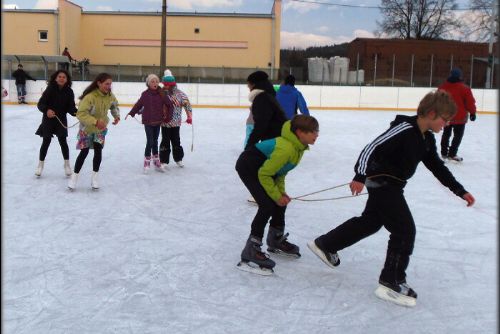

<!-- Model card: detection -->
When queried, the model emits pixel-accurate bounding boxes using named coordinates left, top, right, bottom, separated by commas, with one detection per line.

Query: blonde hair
left=145, top=74, right=160, bottom=87
left=417, top=90, right=457, bottom=119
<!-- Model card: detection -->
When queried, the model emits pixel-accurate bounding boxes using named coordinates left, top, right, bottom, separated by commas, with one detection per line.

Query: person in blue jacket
left=276, top=74, right=309, bottom=120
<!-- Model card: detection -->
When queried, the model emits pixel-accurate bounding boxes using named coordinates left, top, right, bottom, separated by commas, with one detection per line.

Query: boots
left=64, top=160, right=72, bottom=176
left=35, top=161, right=44, bottom=177
left=91, top=171, right=99, bottom=189
left=152, top=154, right=164, bottom=172
left=68, top=172, right=79, bottom=190
left=240, top=235, right=275, bottom=270
left=266, top=226, right=301, bottom=257
left=143, top=156, right=151, bottom=173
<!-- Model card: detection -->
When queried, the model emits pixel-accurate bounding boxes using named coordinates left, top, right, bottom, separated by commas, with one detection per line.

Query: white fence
left=2, top=79, right=498, bottom=113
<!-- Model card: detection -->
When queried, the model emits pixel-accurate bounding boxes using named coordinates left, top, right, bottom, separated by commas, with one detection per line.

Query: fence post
left=391, top=54, right=395, bottom=86
left=222, top=66, right=225, bottom=84
left=373, top=53, right=377, bottom=86
left=470, top=55, right=474, bottom=88
left=429, top=54, right=434, bottom=87
left=410, top=54, right=414, bottom=87
left=356, top=52, right=360, bottom=85
left=450, top=54, right=454, bottom=71
left=117, top=63, right=121, bottom=82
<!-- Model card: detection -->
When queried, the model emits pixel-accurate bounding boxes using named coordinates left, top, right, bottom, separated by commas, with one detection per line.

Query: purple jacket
left=129, top=88, right=172, bottom=126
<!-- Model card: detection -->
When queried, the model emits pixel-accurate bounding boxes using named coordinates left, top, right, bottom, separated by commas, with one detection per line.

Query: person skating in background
left=159, top=69, right=192, bottom=168
left=244, top=70, right=286, bottom=151
left=35, top=69, right=77, bottom=177
left=68, top=73, right=120, bottom=190
left=276, top=74, right=310, bottom=120
left=12, top=63, right=36, bottom=104
left=126, top=74, right=173, bottom=173
left=236, top=115, right=319, bottom=275
left=438, top=68, right=477, bottom=162
left=308, top=90, right=475, bottom=307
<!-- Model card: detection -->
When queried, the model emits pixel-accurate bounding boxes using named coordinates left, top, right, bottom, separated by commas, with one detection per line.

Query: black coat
left=245, top=81, right=286, bottom=150
left=35, top=84, right=77, bottom=138
left=12, top=69, right=35, bottom=85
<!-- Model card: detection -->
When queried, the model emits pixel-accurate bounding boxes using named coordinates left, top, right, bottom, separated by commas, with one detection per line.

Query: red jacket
left=438, top=81, right=476, bottom=125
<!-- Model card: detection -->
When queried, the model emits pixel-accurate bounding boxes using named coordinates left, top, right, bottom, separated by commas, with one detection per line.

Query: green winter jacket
left=255, top=120, right=308, bottom=201
left=77, top=89, right=120, bottom=134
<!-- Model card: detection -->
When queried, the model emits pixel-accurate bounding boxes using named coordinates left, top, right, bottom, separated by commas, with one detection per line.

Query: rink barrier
left=1, top=80, right=498, bottom=113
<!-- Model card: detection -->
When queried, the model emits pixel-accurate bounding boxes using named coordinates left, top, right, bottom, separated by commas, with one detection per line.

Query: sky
left=2, top=103, right=497, bottom=332
left=2, top=0, right=477, bottom=49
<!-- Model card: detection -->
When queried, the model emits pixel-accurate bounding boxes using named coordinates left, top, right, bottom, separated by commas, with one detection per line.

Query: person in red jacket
left=438, top=68, right=477, bottom=162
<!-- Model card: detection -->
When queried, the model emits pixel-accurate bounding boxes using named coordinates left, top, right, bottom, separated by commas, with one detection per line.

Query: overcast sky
left=3, top=0, right=476, bottom=49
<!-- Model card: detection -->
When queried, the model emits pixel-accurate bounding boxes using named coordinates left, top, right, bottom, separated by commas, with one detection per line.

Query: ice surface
left=2, top=104, right=497, bottom=333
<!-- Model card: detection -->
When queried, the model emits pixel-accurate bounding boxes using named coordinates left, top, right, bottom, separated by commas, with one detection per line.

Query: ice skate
left=35, top=161, right=44, bottom=177
left=447, top=155, right=463, bottom=163
left=247, top=196, right=256, bottom=204
left=307, top=239, right=340, bottom=269
left=160, top=163, right=168, bottom=171
left=64, top=160, right=72, bottom=177
left=68, top=172, right=79, bottom=190
left=237, top=235, right=275, bottom=276
left=374, top=279, right=417, bottom=307
left=176, top=160, right=184, bottom=168
left=152, top=154, right=164, bottom=172
left=91, top=171, right=99, bottom=190
left=143, top=156, right=151, bottom=174
left=266, top=226, right=301, bottom=258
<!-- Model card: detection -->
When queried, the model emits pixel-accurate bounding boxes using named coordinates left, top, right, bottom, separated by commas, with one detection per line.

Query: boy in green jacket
left=235, top=114, right=319, bottom=275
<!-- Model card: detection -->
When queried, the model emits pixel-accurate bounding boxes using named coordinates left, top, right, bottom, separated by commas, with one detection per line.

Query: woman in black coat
left=35, top=69, right=77, bottom=177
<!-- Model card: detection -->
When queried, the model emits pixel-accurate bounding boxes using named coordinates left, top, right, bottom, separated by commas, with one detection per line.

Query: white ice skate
left=307, top=240, right=340, bottom=269
left=247, top=196, right=256, bottom=204
left=236, top=261, right=274, bottom=276
left=91, top=171, right=99, bottom=190
left=176, top=160, right=184, bottom=168
left=64, top=160, right=72, bottom=177
left=35, top=161, right=44, bottom=177
left=68, top=173, right=79, bottom=190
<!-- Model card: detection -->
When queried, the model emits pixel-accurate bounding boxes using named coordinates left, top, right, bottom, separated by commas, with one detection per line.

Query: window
left=194, top=28, right=200, bottom=33
left=38, top=30, right=48, bottom=41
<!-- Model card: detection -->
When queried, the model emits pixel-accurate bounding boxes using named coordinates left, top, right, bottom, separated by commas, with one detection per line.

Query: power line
left=288, top=0, right=491, bottom=11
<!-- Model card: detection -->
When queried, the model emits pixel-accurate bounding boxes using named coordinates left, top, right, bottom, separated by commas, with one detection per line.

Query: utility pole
left=160, top=0, right=167, bottom=77
left=485, top=1, right=497, bottom=88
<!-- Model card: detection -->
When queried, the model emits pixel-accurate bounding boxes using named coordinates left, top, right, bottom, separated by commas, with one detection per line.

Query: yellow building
left=2, top=0, right=281, bottom=71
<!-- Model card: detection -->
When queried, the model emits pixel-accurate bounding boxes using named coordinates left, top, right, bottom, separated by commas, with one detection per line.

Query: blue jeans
left=144, top=125, right=161, bottom=156
left=16, top=84, right=26, bottom=102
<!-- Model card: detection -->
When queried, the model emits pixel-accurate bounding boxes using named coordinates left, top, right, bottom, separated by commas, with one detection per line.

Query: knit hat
left=162, top=69, right=176, bottom=86
left=247, top=71, right=269, bottom=85
left=284, top=74, right=296, bottom=86
left=146, top=74, right=160, bottom=86
left=448, top=68, right=463, bottom=82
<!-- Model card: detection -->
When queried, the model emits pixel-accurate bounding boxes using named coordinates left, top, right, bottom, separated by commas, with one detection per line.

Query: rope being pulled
left=54, top=115, right=79, bottom=129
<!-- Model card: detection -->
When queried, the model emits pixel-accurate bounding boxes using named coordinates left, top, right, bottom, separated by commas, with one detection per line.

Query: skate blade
left=307, top=241, right=337, bottom=269
left=374, top=285, right=416, bottom=307
left=91, top=187, right=99, bottom=191
left=267, top=248, right=301, bottom=258
left=236, top=261, right=274, bottom=276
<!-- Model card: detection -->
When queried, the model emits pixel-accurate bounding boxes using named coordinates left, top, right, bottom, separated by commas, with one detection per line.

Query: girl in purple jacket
left=126, top=74, right=173, bottom=173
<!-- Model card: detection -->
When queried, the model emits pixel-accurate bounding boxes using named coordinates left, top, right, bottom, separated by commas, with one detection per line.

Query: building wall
left=2, top=0, right=280, bottom=70
left=347, top=38, right=495, bottom=88
left=2, top=11, right=58, bottom=55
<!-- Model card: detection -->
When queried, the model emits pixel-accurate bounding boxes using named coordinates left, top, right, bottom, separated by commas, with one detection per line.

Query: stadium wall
left=1, top=80, right=497, bottom=113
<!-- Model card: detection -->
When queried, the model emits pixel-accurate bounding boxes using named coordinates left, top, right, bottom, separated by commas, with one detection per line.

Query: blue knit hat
left=162, top=69, right=176, bottom=86
left=448, top=68, right=463, bottom=82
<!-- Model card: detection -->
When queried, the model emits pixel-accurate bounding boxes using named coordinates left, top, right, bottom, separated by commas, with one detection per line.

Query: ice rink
left=2, top=104, right=497, bottom=333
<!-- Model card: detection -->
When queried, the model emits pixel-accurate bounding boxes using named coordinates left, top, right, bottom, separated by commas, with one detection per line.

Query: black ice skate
left=307, top=238, right=340, bottom=269
left=374, top=279, right=417, bottom=307
left=266, top=226, right=301, bottom=258
left=237, top=235, right=276, bottom=276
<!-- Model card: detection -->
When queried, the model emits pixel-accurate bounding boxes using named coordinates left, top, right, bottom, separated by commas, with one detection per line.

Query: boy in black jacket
left=12, top=63, right=36, bottom=104
left=308, top=90, right=475, bottom=307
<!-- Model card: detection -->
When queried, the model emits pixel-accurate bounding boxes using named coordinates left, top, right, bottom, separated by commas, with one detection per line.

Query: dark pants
left=160, top=126, right=183, bottom=164
left=317, top=182, right=415, bottom=284
left=74, top=143, right=103, bottom=173
left=39, top=136, right=70, bottom=161
left=16, top=84, right=26, bottom=102
left=144, top=125, right=161, bottom=157
left=441, top=124, right=465, bottom=157
left=236, top=149, right=286, bottom=239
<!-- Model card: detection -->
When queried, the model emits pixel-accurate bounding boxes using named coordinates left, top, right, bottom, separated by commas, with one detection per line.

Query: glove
left=469, top=113, right=476, bottom=121
left=186, top=117, right=192, bottom=125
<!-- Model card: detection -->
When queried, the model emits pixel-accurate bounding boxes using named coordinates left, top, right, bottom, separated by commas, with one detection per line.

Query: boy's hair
left=291, top=114, right=319, bottom=133
left=417, top=90, right=457, bottom=119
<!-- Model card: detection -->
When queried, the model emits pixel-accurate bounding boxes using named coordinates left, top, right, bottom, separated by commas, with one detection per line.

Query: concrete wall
left=2, top=80, right=497, bottom=113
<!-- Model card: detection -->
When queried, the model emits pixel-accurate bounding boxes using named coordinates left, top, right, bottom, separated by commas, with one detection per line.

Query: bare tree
left=456, top=0, right=497, bottom=42
left=376, top=0, right=459, bottom=39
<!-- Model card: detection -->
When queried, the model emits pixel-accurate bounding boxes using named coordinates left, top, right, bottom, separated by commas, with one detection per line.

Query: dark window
left=194, top=28, right=200, bottom=33
left=38, top=30, right=48, bottom=41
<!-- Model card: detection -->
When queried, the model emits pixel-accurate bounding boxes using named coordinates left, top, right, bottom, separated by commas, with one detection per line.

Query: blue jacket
left=276, top=84, right=309, bottom=120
